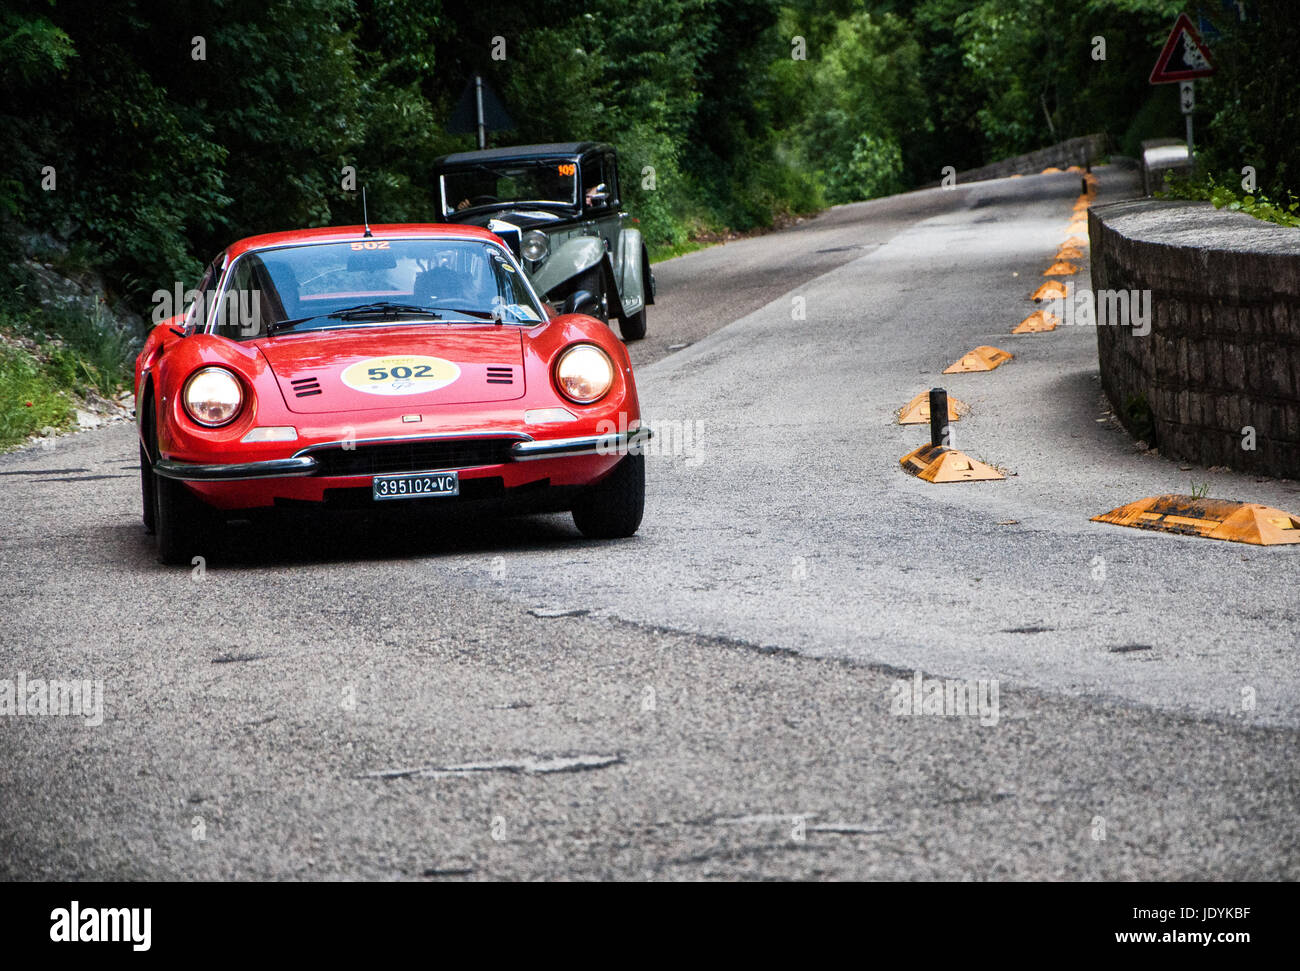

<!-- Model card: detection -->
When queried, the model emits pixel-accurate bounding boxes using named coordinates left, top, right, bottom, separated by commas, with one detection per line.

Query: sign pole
left=1181, top=80, right=1195, bottom=155
left=474, top=74, right=486, bottom=149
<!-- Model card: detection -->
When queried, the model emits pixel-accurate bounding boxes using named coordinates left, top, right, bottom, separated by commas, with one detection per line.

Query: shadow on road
left=123, top=506, right=617, bottom=571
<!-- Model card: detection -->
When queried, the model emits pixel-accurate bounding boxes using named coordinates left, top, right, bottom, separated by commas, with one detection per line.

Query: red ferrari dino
left=136, top=224, right=649, bottom=564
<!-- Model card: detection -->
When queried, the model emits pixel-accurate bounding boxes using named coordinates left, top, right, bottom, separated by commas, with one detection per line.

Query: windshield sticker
left=341, top=356, right=460, bottom=395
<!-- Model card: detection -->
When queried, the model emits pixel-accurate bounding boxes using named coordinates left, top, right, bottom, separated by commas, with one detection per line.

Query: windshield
left=440, top=160, right=578, bottom=217
left=212, top=237, right=545, bottom=338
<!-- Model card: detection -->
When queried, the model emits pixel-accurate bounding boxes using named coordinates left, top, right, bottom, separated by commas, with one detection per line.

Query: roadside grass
left=648, top=238, right=712, bottom=263
left=0, top=298, right=135, bottom=452
left=0, top=340, right=74, bottom=450
left=15, top=300, right=135, bottom=399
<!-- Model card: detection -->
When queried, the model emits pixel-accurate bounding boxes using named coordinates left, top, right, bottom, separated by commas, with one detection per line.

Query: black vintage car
left=432, top=142, right=653, bottom=340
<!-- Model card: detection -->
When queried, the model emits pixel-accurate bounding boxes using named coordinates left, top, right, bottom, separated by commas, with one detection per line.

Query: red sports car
left=136, top=224, right=649, bottom=564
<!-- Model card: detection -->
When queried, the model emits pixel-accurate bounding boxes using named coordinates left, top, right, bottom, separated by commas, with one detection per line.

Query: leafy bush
left=1158, top=174, right=1300, bottom=228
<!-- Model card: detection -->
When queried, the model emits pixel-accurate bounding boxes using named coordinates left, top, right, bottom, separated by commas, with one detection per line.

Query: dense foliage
left=0, top=0, right=1293, bottom=309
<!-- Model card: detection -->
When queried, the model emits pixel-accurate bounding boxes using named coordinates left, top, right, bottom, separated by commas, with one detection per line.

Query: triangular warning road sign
left=447, top=74, right=515, bottom=135
left=1149, top=13, right=1215, bottom=84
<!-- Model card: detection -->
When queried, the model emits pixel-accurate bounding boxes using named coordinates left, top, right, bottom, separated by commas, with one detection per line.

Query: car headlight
left=521, top=230, right=549, bottom=262
left=554, top=344, right=614, bottom=404
left=183, top=366, right=244, bottom=427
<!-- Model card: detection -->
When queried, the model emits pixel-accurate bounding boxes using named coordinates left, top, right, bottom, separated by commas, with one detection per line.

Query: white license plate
left=372, top=470, right=460, bottom=501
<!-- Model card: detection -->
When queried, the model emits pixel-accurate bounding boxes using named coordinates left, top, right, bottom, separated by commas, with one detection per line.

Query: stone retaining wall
left=1090, top=199, right=1300, bottom=478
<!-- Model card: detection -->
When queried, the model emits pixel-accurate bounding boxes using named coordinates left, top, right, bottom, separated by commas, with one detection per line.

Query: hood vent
left=291, top=376, right=322, bottom=398
left=485, top=366, right=514, bottom=385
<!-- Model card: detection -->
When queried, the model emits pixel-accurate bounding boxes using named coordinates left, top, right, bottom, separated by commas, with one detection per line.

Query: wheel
left=618, top=307, right=647, bottom=341
left=556, top=267, right=609, bottom=323
left=139, top=443, right=156, bottom=534
left=147, top=408, right=211, bottom=565
left=572, top=452, right=645, bottom=538
left=154, top=471, right=211, bottom=566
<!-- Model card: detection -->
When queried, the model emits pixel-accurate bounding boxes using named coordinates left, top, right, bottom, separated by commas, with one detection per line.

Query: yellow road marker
left=1062, top=235, right=1088, bottom=248
left=900, top=444, right=1005, bottom=482
left=943, top=345, right=1013, bottom=373
left=898, top=391, right=966, bottom=424
left=1092, top=495, right=1300, bottom=546
left=1013, top=310, right=1059, bottom=333
left=1056, top=246, right=1084, bottom=260
left=1032, top=280, right=1069, bottom=302
left=1043, top=261, right=1078, bottom=276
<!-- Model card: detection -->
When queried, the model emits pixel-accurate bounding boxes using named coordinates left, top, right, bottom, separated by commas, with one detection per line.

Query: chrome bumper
left=153, top=456, right=319, bottom=481
left=510, top=427, right=652, bottom=461
left=153, top=428, right=651, bottom=480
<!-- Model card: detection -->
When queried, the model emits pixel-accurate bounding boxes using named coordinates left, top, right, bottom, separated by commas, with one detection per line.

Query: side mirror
left=561, top=289, right=600, bottom=316
left=585, top=183, right=609, bottom=208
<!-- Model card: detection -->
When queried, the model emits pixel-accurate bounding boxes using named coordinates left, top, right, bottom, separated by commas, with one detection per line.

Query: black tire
left=154, top=471, right=210, bottom=566
left=147, top=407, right=211, bottom=566
left=554, top=266, right=609, bottom=323
left=139, top=443, right=156, bottom=534
left=572, top=452, right=645, bottom=538
left=618, top=307, right=647, bottom=341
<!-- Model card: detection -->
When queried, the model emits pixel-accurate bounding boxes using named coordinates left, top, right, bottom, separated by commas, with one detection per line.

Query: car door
left=581, top=153, right=621, bottom=256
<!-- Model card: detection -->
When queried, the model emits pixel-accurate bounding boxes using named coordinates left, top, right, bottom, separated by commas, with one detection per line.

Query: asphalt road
left=2, top=169, right=1297, bottom=880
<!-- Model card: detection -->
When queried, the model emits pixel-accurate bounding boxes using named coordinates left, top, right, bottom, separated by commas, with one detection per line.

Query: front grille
left=308, top=438, right=517, bottom=476
left=485, top=366, right=514, bottom=385
left=291, top=377, right=322, bottom=398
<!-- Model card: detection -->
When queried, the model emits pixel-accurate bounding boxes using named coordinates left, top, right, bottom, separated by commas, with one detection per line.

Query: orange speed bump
left=900, top=444, right=1005, bottom=482
left=1062, top=235, right=1088, bottom=248
left=1066, top=219, right=1088, bottom=234
left=943, top=345, right=1013, bottom=373
left=1032, top=280, right=1069, bottom=302
left=1040, top=166, right=1062, bottom=174
left=1013, top=310, right=1059, bottom=333
left=1092, top=495, right=1300, bottom=546
left=899, top=390, right=966, bottom=424
left=1043, top=261, right=1078, bottom=276
left=1055, top=245, right=1084, bottom=260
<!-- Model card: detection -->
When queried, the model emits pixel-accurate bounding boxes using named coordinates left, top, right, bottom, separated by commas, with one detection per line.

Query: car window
left=214, top=257, right=281, bottom=339
left=186, top=258, right=222, bottom=331
left=441, top=162, right=577, bottom=217
left=581, top=155, right=609, bottom=212
left=215, top=238, right=544, bottom=337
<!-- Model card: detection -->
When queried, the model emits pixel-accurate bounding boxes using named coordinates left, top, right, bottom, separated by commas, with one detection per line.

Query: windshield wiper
left=267, top=302, right=444, bottom=335
left=425, top=306, right=498, bottom=320
left=331, top=302, right=444, bottom=321
left=267, top=313, right=329, bottom=335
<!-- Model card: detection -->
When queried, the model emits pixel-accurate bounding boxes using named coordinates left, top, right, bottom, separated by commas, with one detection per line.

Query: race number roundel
left=340, top=356, right=460, bottom=395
